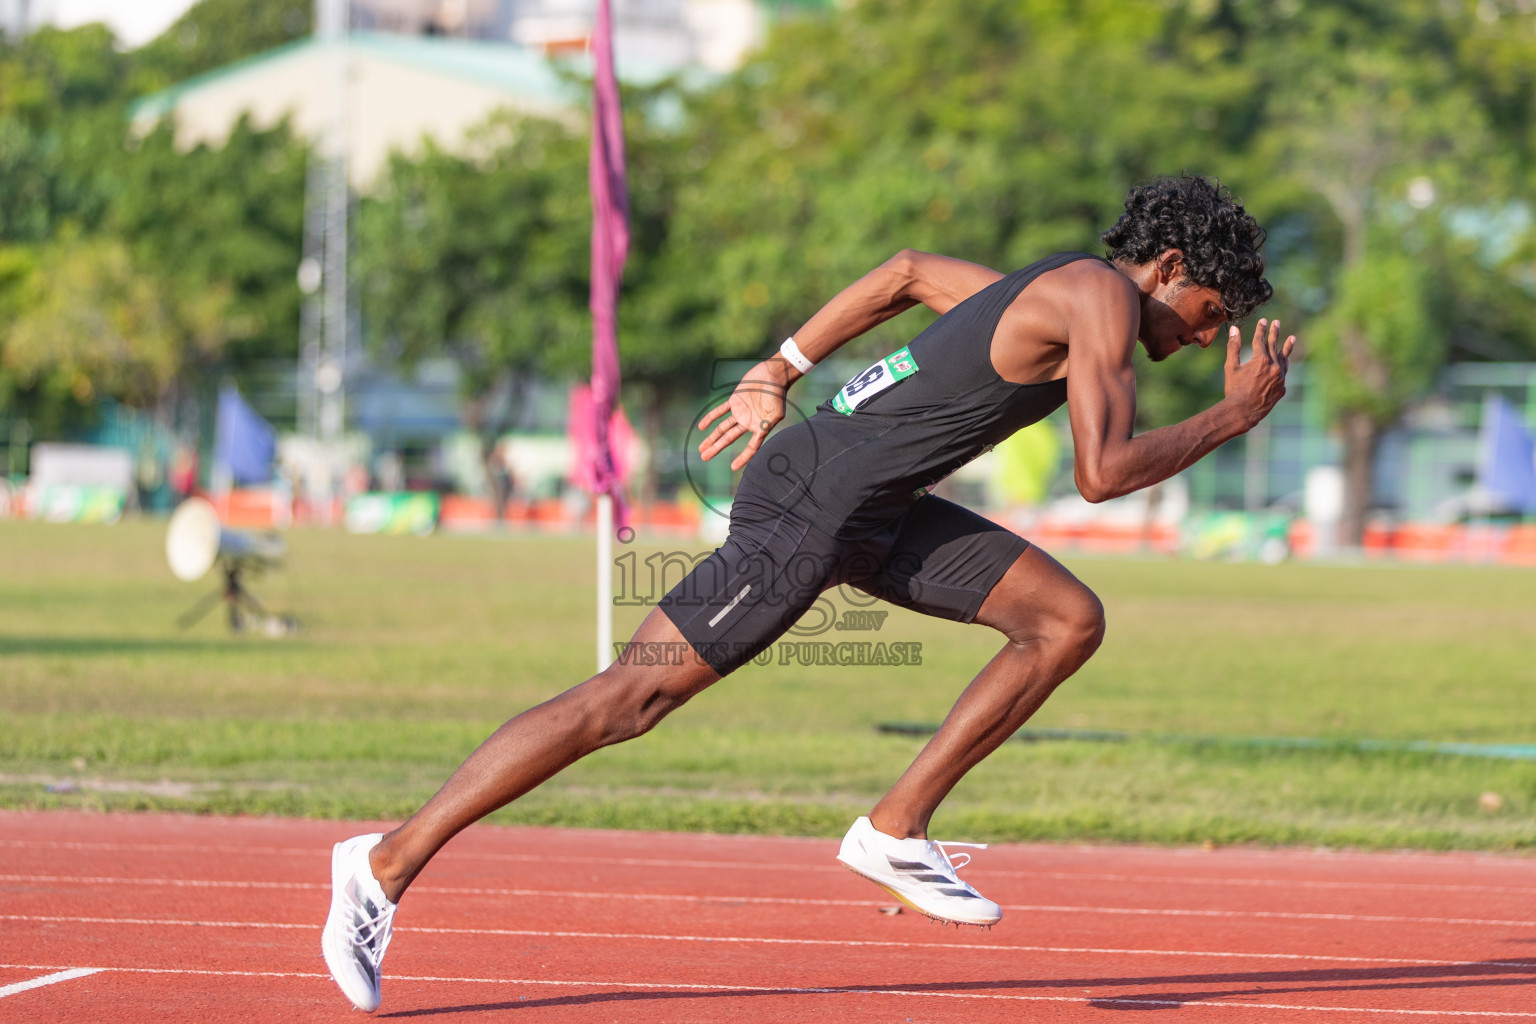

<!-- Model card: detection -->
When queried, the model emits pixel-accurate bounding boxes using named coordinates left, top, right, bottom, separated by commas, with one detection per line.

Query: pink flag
left=567, top=384, right=639, bottom=494
left=589, top=0, right=630, bottom=525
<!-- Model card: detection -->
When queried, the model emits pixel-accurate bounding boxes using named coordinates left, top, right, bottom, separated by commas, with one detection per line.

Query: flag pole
left=588, top=0, right=628, bottom=673
left=597, top=493, right=613, bottom=671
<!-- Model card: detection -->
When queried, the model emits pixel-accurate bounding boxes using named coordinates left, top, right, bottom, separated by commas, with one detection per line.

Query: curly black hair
left=1101, top=175, right=1273, bottom=321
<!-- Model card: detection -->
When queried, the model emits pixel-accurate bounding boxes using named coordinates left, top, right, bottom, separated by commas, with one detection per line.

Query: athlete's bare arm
left=1064, top=272, right=1294, bottom=503
left=792, top=249, right=1005, bottom=344
left=698, top=249, right=1001, bottom=469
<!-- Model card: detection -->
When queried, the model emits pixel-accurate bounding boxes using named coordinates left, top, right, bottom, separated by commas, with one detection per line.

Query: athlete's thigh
left=971, top=541, right=1103, bottom=641
left=849, top=495, right=1028, bottom=624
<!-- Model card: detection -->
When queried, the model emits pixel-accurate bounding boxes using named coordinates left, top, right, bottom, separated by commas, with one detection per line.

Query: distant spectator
left=170, top=445, right=198, bottom=503
left=377, top=451, right=405, bottom=493
left=134, top=437, right=163, bottom=514
left=488, top=440, right=513, bottom=520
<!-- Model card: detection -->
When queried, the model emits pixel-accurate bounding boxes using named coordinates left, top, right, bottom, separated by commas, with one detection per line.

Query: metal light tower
left=10, top=0, right=31, bottom=39
left=297, top=0, right=351, bottom=510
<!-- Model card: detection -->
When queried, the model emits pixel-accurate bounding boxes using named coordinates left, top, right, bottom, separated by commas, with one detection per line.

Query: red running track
left=1, top=810, right=1533, bottom=1022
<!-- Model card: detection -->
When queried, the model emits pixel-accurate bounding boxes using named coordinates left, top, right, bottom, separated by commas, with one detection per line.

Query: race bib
left=830, top=346, right=919, bottom=415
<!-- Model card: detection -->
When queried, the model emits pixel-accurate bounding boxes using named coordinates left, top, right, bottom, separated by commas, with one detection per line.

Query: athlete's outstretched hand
left=698, top=358, right=790, bottom=470
left=1224, top=317, right=1297, bottom=428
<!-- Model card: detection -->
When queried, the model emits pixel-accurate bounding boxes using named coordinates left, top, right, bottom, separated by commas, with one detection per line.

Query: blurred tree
left=0, top=116, right=58, bottom=243
left=1224, top=0, right=1536, bottom=542
left=130, top=0, right=313, bottom=94
left=0, top=233, right=232, bottom=425
left=108, top=117, right=308, bottom=369
left=0, top=244, right=47, bottom=431
left=355, top=116, right=593, bottom=411
left=111, top=0, right=314, bottom=377
left=0, top=25, right=128, bottom=242
left=0, top=26, right=135, bottom=430
left=0, top=23, right=127, bottom=121
left=0, top=13, right=311, bottom=431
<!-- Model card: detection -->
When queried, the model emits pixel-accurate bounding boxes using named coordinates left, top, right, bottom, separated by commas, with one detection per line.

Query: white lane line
left=6, top=874, right=1535, bottom=928
left=0, top=967, right=101, bottom=999
left=1012, top=904, right=1536, bottom=929
left=0, top=962, right=1531, bottom=1018
left=0, top=872, right=871, bottom=903
left=1, top=873, right=323, bottom=892
left=996, top=871, right=1536, bottom=897
left=7, top=915, right=1535, bottom=971
left=2, top=839, right=323, bottom=857
left=7, top=839, right=1534, bottom=897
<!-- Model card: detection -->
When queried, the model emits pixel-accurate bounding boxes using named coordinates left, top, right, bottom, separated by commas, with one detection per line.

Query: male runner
left=322, top=174, right=1295, bottom=1011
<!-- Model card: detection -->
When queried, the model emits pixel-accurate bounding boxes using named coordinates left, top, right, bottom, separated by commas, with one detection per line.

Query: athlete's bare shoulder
left=1039, top=256, right=1138, bottom=314
left=992, top=255, right=1136, bottom=385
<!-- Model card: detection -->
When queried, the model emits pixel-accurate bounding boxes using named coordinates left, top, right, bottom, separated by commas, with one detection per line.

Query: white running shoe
left=836, top=816, right=1001, bottom=926
left=321, top=833, right=396, bottom=1012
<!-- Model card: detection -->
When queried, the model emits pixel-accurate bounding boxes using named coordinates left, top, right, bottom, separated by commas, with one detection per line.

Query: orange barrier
left=216, top=488, right=287, bottom=530
left=436, top=496, right=703, bottom=536
left=1289, top=519, right=1534, bottom=565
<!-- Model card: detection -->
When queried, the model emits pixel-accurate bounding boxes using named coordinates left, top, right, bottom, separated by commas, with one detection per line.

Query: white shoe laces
left=931, top=839, right=987, bottom=873
left=344, top=886, right=396, bottom=967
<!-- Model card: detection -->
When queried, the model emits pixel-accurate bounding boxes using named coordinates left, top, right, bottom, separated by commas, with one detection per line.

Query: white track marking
left=983, top=870, right=1536, bottom=897
left=5, top=874, right=1535, bottom=928
left=0, top=873, right=324, bottom=892
left=5, top=914, right=1535, bottom=971
left=2, top=839, right=321, bottom=857
left=7, top=839, right=1534, bottom=896
left=0, top=962, right=1531, bottom=1017
left=0, top=968, right=101, bottom=999
left=1008, top=904, right=1536, bottom=928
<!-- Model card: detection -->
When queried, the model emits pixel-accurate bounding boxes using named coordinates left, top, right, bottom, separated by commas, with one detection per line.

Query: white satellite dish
left=166, top=497, right=294, bottom=634
left=167, top=497, right=222, bottom=581
left=166, top=497, right=285, bottom=581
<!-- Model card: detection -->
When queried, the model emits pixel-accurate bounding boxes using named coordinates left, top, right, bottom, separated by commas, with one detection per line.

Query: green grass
left=2, top=517, right=1534, bottom=851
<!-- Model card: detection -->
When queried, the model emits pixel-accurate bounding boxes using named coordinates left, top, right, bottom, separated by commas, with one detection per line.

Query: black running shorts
left=657, top=487, right=1028, bottom=676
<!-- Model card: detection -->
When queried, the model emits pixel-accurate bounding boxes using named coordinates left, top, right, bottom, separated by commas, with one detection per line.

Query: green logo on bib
left=831, top=346, right=920, bottom=415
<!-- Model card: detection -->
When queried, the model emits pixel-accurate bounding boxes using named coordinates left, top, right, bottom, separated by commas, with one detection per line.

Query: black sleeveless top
left=742, top=251, right=1103, bottom=538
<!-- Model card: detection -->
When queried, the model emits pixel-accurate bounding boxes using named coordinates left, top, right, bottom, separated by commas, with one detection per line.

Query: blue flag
left=1478, top=395, right=1536, bottom=515
left=215, top=384, right=277, bottom=486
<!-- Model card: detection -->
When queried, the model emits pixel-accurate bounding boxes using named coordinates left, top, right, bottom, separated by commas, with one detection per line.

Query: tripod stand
left=177, top=559, right=297, bottom=635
